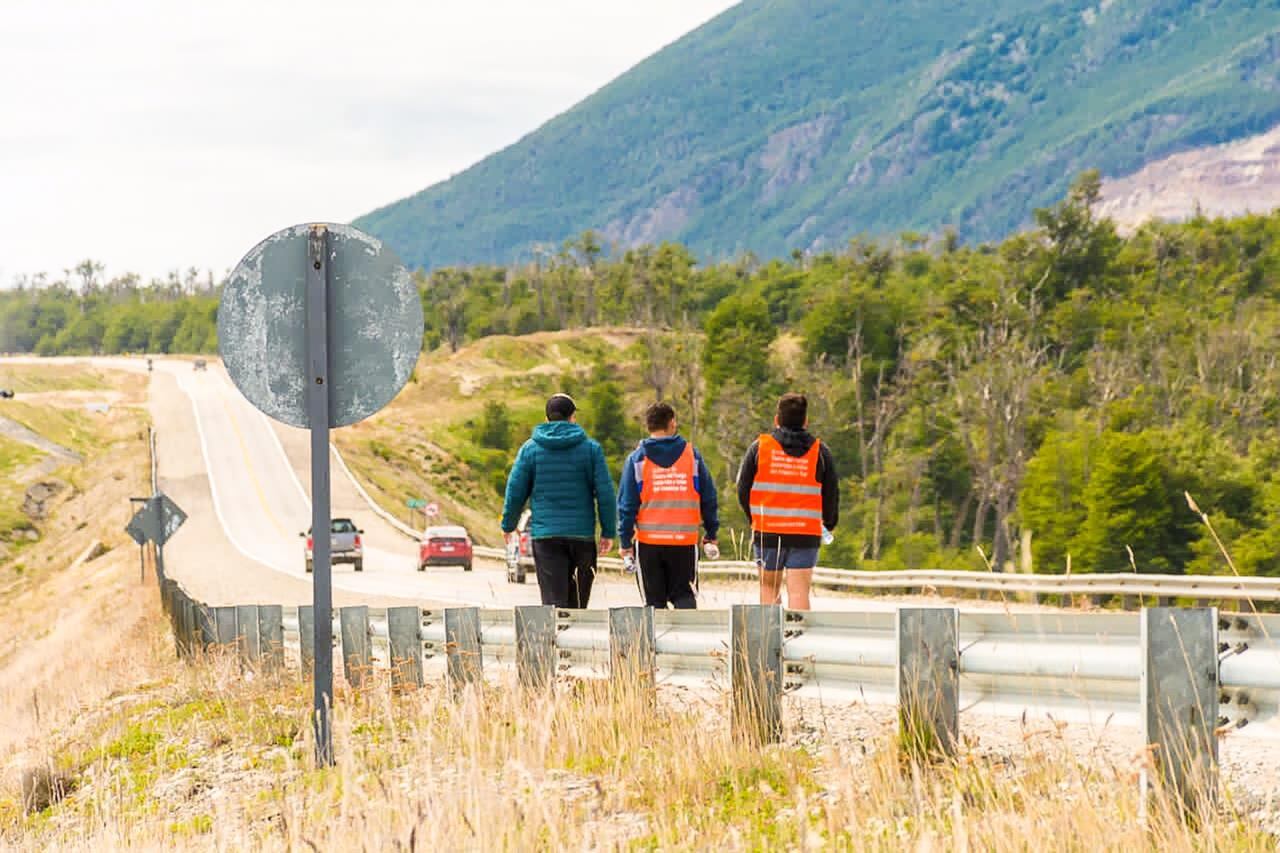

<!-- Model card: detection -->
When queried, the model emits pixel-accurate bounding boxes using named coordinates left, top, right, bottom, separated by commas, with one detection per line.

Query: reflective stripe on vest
left=636, top=443, right=701, bottom=545
left=748, top=433, right=823, bottom=536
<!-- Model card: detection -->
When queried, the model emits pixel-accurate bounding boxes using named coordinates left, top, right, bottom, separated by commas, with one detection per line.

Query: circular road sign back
left=219, top=223, right=423, bottom=428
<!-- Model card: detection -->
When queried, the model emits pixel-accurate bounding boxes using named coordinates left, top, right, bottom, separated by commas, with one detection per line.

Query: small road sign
left=425, top=501, right=440, bottom=518
left=219, top=223, right=421, bottom=768
left=125, top=493, right=187, bottom=547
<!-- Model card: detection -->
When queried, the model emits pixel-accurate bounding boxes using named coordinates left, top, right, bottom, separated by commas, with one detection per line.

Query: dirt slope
left=1099, top=125, right=1280, bottom=231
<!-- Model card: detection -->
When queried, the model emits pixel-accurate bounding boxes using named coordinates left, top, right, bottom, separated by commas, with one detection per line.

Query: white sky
left=0, top=0, right=738, bottom=283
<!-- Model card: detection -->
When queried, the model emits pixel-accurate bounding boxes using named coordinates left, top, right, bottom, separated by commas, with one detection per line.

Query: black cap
left=546, top=393, right=576, bottom=421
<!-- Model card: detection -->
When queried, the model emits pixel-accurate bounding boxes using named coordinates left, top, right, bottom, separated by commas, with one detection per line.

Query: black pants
left=532, top=538, right=597, bottom=608
left=635, top=543, right=698, bottom=609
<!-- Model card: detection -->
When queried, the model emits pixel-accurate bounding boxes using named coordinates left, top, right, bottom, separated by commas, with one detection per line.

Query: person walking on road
left=737, top=392, right=839, bottom=611
left=617, top=402, right=719, bottom=609
left=502, top=393, right=617, bottom=608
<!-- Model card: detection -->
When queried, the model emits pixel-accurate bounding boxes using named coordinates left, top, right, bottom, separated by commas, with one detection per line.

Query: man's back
left=502, top=420, right=616, bottom=541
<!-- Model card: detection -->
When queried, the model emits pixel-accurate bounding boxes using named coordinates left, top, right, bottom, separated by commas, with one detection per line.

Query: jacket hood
left=532, top=420, right=588, bottom=449
left=771, top=426, right=816, bottom=457
left=640, top=434, right=688, bottom=468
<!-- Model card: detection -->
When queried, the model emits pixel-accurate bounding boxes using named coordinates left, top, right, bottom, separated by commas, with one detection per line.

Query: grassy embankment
left=3, top=619, right=1273, bottom=848
left=334, top=329, right=655, bottom=544
left=0, top=363, right=159, bottom=785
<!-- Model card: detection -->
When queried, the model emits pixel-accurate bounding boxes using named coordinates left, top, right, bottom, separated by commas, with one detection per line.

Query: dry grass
left=2, top=634, right=1274, bottom=851
left=0, top=365, right=155, bottom=760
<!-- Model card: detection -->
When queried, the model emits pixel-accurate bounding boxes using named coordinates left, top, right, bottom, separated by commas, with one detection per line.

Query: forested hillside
left=11, top=179, right=1280, bottom=576
left=356, top=0, right=1280, bottom=269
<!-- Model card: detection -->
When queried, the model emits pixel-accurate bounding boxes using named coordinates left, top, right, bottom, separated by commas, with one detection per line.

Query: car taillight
left=354, top=535, right=362, bottom=549
left=306, top=536, right=313, bottom=550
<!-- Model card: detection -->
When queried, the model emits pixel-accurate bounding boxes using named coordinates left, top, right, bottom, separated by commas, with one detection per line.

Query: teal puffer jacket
left=501, top=421, right=618, bottom=540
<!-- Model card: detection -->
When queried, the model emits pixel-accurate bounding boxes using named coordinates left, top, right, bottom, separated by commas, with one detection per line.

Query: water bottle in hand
left=821, top=526, right=834, bottom=546
left=623, top=553, right=637, bottom=574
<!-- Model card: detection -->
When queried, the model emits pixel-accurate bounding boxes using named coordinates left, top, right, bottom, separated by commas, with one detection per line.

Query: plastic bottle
left=821, top=526, right=834, bottom=546
left=623, top=553, right=637, bottom=574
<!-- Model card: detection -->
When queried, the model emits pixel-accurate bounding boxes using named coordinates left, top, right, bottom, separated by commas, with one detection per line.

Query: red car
left=419, top=525, right=473, bottom=571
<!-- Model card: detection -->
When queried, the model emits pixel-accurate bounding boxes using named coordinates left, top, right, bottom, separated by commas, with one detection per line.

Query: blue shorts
left=754, top=543, right=819, bottom=572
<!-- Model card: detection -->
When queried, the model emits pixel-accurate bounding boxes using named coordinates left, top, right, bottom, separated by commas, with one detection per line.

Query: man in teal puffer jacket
left=501, top=393, right=618, bottom=608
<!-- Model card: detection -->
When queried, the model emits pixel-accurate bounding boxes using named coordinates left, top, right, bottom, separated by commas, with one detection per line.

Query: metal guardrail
left=480, top=544, right=1280, bottom=604
left=179, top=601, right=1279, bottom=740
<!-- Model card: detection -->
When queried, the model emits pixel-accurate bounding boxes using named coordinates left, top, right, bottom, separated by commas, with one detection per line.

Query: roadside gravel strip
left=659, top=686, right=1280, bottom=838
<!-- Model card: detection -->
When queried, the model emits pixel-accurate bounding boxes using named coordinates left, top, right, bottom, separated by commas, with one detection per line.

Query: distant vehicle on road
left=302, top=518, right=363, bottom=573
left=419, top=525, right=473, bottom=571
left=193, top=359, right=207, bottom=371
left=0, top=389, right=13, bottom=399
left=505, top=509, right=533, bottom=584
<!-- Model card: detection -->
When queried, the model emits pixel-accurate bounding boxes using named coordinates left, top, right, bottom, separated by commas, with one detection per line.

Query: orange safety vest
left=635, top=443, right=702, bottom=546
left=748, top=433, right=823, bottom=536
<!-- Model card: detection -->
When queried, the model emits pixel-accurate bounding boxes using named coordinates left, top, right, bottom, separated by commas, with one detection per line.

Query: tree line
left=9, top=172, right=1280, bottom=575
left=0, top=262, right=218, bottom=356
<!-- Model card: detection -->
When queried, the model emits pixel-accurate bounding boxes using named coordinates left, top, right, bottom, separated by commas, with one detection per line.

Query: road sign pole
left=307, top=225, right=335, bottom=767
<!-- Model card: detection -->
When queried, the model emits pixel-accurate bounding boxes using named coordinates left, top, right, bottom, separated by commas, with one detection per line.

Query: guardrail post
left=730, top=604, right=783, bottom=744
left=175, top=591, right=194, bottom=659
left=235, top=605, right=261, bottom=665
left=609, top=606, right=654, bottom=688
left=299, top=606, right=315, bottom=676
left=445, top=607, right=483, bottom=689
left=195, top=602, right=216, bottom=651
left=340, top=606, right=371, bottom=688
left=1141, top=607, right=1219, bottom=817
left=515, top=605, right=555, bottom=690
left=161, top=577, right=177, bottom=619
left=388, top=606, right=424, bottom=690
left=258, top=605, right=285, bottom=674
left=896, top=607, right=959, bottom=759
left=214, top=606, right=237, bottom=647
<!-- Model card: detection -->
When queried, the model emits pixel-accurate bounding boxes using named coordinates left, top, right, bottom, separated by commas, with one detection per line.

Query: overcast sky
left=0, top=0, right=738, bottom=283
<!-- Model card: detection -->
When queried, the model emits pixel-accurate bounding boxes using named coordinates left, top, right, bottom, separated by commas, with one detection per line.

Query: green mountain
left=356, top=0, right=1280, bottom=269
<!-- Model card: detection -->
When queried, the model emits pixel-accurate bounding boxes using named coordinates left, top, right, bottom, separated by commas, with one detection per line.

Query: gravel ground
left=655, top=684, right=1280, bottom=837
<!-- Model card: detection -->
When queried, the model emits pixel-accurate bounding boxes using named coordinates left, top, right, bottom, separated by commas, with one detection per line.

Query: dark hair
left=644, top=402, right=676, bottom=432
left=776, top=393, right=808, bottom=429
left=545, top=393, right=576, bottom=421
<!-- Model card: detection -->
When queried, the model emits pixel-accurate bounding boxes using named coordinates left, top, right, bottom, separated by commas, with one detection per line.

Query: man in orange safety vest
left=617, top=402, right=719, bottom=609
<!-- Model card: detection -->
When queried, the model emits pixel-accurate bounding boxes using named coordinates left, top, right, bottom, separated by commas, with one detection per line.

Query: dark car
left=418, top=525, right=473, bottom=571
left=302, top=518, right=363, bottom=572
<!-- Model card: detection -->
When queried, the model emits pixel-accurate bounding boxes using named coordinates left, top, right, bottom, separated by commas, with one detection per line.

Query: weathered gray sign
left=125, top=493, right=187, bottom=547
left=217, top=223, right=422, bottom=428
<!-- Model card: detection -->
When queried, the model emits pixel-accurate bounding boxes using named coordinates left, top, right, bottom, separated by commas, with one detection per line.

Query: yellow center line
left=219, top=395, right=292, bottom=542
